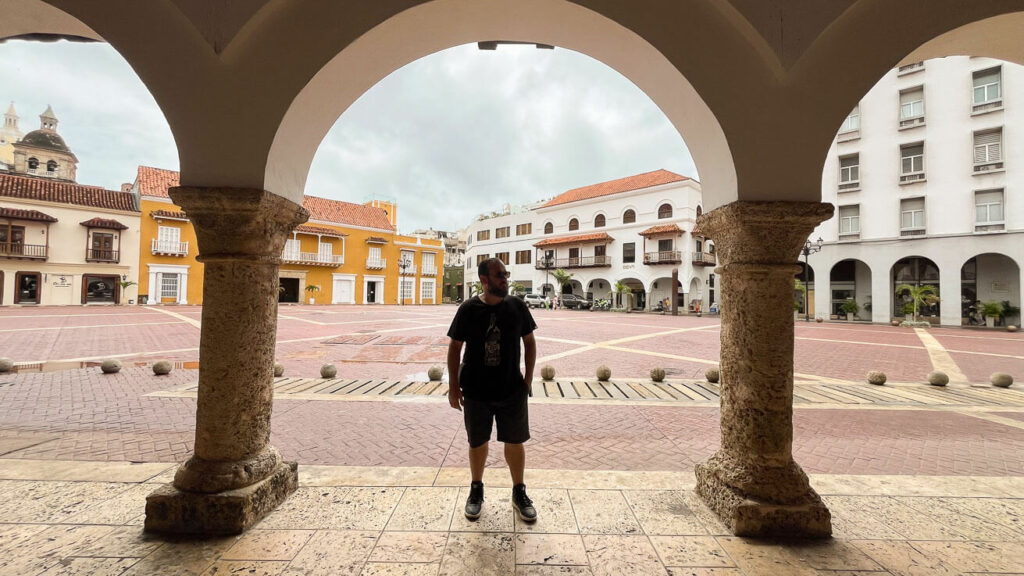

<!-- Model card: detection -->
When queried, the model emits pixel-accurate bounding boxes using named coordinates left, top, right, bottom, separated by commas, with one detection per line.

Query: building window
left=973, top=67, right=1002, bottom=111
left=900, top=198, right=925, bottom=236
left=839, top=154, right=859, bottom=190
left=45, top=160, right=57, bottom=174
left=516, top=223, right=532, bottom=235
left=696, top=205, right=702, bottom=218
left=476, top=253, right=489, bottom=265
left=623, top=209, right=636, bottom=224
left=421, top=279, right=435, bottom=301
left=496, top=226, right=510, bottom=238
left=900, top=143, right=925, bottom=182
left=496, top=252, right=509, bottom=265
left=476, top=230, right=490, bottom=241
left=27, top=157, right=38, bottom=171
left=400, top=278, right=414, bottom=300
left=568, top=218, right=579, bottom=231
left=973, top=129, right=1003, bottom=172
left=975, top=189, right=1005, bottom=232
left=594, top=214, right=605, bottom=228
left=657, top=204, right=673, bottom=219
left=515, top=250, right=531, bottom=264
left=544, top=222, right=553, bottom=234
left=161, top=274, right=180, bottom=299
left=839, top=105, right=860, bottom=134
left=623, top=242, right=635, bottom=263
left=838, top=205, right=860, bottom=237
left=899, top=87, right=925, bottom=127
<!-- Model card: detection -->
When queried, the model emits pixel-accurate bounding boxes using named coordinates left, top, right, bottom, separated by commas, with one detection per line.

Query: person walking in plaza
left=447, top=257, right=538, bottom=522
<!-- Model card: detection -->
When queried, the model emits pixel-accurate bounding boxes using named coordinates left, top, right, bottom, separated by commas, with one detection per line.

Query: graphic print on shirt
left=484, top=312, right=501, bottom=366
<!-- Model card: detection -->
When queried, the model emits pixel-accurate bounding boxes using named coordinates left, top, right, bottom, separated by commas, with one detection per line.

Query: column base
left=144, top=461, right=298, bottom=536
left=695, top=458, right=831, bottom=538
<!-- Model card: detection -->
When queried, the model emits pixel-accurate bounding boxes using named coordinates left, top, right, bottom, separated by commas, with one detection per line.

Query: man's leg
left=504, top=442, right=525, bottom=485
left=470, top=441, right=489, bottom=482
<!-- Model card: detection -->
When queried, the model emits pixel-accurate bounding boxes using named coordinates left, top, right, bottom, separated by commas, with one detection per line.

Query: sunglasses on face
left=491, top=271, right=511, bottom=279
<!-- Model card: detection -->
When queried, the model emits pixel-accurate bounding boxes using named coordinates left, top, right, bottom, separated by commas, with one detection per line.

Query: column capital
left=169, top=187, right=309, bottom=262
left=694, top=201, right=833, bottom=265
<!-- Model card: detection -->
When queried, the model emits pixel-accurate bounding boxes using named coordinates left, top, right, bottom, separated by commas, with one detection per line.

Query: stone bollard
left=152, top=360, right=173, bottom=375
left=866, top=371, right=886, bottom=385
left=100, top=359, right=122, bottom=374
left=705, top=367, right=720, bottom=383
left=991, top=373, right=1014, bottom=388
left=540, top=365, right=555, bottom=381
left=927, top=371, right=949, bottom=387
left=320, top=364, right=337, bottom=378
left=0, top=357, right=13, bottom=373
left=273, top=362, right=285, bottom=377
left=1007, top=325, right=1019, bottom=333
left=650, top=367, right=666, bottom=382
left=596, top=365, right=611, bottom=381
left=427, top=365, right=444, bottom=381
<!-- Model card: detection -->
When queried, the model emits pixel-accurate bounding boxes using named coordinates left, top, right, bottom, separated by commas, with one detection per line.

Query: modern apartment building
left=813, top=56, right=1023, bottom=326
left=462, top=169, right=714, bottom=311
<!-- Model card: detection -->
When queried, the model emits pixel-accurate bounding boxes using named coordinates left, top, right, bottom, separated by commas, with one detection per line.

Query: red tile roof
left=79, top=217, right=129, bottom=230
left=135, top=166, right=395, bottom=231
left=150, top=209, right=189, bottom=221
left=533, top=232, right=613, bottom=247
left=543, top=169, right=690, bottom=208
left=0, top=206, right=58, bottom=222
left=639, top=223, right=685, bottom=237
left=0, top=173, right=137, bottom=211
left=295, top=224, right=347, bottom=238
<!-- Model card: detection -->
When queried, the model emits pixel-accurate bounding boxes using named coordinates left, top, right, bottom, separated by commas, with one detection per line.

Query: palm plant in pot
left=839, top=298, right=860, bottom=321
left=305, top=284, right=321, bottom=305
left=895, top=283, right=938, bottom=321
left=981, top=301, right=1003, bottom=328
left=1000, top=300, right=1020, bottom=327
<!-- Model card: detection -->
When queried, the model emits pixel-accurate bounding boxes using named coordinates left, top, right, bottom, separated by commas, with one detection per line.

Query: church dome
left=19, top=129, right=71, bottom=153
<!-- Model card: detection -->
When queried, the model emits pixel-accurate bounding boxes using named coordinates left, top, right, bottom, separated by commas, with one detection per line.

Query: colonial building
left=8, top=105, right=78, bottom=182
left=132, top=166, right=443, bottom=305
left=0, top=102, right=24, bottom=171
left=814, top=56, right=1023, bottom=327
left=463, top=169, right=713, bottom=311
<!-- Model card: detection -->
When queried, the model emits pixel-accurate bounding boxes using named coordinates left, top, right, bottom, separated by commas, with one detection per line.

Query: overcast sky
left=1, top=40, right=696, bottom=233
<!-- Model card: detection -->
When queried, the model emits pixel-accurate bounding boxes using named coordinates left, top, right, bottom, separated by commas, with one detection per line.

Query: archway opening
left=961, top=253, right=1021, bottom=326
left=829, top=259, right=871, bottom=321
left=892, top=256, right=941, bottom=322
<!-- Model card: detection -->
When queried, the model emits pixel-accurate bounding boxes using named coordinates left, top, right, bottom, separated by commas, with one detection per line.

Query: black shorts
left=463, top=391, right=530, bottom=448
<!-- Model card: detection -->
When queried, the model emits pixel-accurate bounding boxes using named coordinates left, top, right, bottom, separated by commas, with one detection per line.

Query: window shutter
left=974, top=131, right=1001, bottom=163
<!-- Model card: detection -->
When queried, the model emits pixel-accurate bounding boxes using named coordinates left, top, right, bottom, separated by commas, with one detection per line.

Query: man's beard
left=487, top=284, right=508, bottom=298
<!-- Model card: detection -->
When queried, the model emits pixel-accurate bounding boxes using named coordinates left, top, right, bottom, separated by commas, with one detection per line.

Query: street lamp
left=801, top=237, right=823, bottom=322
left=540, top=254, right=554, bottom=299
left=398, top=258, right=412, bottom=305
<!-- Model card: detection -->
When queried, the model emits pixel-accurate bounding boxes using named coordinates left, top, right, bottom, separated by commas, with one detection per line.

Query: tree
left=614, top=280, right=632, bottom=310
left=509, top=281, right=525, bottom=296
left=895, top=283, right=938, bottom=319
left=118, top=280, right=137, bottom=305
left=793, top=279, right=807, bottom=311
left=470, top=281, right=483, bottom=296
left=552, top=269, right=574, bottom=294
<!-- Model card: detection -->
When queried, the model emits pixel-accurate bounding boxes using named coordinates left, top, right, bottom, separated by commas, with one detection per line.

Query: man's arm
left=522, top=332, right=536, bottom=395
left=447, top=338, right=464, bottom=411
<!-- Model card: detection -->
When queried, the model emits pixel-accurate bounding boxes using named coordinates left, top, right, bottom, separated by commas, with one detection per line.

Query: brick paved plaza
left=1, top=304, right=1023, bottom=574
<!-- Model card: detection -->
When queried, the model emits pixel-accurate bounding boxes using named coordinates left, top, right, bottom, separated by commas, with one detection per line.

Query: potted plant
left=981, top=301, right=1003, bottom=328
left=839, top=299, right=860, bottom=321
left=305, top=284, right=321, bottom=305
left=794, top=279, right=806, bottom=320
left=1000, top=300, right=1020, bottom=327
left=895, top=283, right=938, bottom=321
left=901, top=301, right=916, bottom=321
left=118, top=280, right=137, bottom=305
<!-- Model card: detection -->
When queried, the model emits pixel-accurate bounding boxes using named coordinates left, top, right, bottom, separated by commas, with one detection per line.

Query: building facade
left=133, top=166, right=443, bottom=305
left=462, top=169, right=714, bottom=311
left=813, top=56, right=1023, bottom=327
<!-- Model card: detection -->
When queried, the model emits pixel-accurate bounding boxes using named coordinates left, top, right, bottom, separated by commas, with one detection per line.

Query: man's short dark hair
left=478, top=257, right=502, bottom=279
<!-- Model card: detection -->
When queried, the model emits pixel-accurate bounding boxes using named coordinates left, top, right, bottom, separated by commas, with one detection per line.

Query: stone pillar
left=693, top=201, right=834, bottom=538
left=145, top=187, right=308, bottom=536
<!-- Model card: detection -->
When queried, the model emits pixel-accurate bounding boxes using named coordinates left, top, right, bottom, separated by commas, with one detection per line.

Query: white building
left=812, top=56, right=1023, bottom=327
left=463, top=170, right=714, bottom=311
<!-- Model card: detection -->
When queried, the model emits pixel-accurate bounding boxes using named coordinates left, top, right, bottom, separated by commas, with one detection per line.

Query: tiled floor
left=1, top=460, right=1023, bottom=575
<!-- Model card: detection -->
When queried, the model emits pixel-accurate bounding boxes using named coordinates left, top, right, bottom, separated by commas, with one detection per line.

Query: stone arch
left=648, top=276, right=682, bottom=310
left=593, top=212, right=606, bottom=228
left=961, top=252, right=1021, bottom=326
left=586, top=277, right=612, bottom=302
left=568, top=217, right=580, bottom=231
left=891, top=256, right=941, bottom=321
left=614, top=276, right=646, bottom=310
left=829, top=259, right=872, bottom=321
left=621, top=207, right=637, bottom=224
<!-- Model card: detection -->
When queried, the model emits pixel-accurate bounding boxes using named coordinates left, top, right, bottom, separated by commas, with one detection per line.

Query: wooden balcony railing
left=644, top=250, right=682, bottom=264
left=366, top=257, right=387, bottom=270
left=534, top=255, right=611, bottom=269
left=86, top=249, right=119, bottom=262
left=282, top=251, right=344, bottom=266
left=152, top=239, right=189, bottom=256
left=0, top=243, right=47, bottom=259
left=692, top=252, right=716, bottom=266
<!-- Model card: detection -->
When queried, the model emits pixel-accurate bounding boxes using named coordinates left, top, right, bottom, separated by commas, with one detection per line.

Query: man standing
left=447, top=257, right=538, bottom=521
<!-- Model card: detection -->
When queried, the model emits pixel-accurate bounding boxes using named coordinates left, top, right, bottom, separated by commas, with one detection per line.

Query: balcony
left=282, top=251, right=344, bottom=267
left=86, top=249, right=119, bottom=263
left=692, top=252, right=716, bottom=266
left=421, top=266, right=438, bottom=276
left=644, top=250, right=682, bottom=265
left=152, top=239, right=189, bottom=256
left=1, top=243, right=47, bottom=260
left=366, top=257, right=387, bottom=270
left=534, top=255, right=611, bottom=269
left=974, top=161, right=1004, bottom=174
left=399, top=264, right=417, bottom=275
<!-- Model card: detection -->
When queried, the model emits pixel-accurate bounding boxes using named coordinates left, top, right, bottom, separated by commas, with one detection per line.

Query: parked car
left=560, top=293, right=591, bottom=309
left=523, top=293, right=549, bottom=308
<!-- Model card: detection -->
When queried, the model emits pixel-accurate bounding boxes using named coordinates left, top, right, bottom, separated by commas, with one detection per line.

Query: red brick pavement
left=930, top=330, right=1024, bottom=356
left=950, top=352, right=1024, bottom=384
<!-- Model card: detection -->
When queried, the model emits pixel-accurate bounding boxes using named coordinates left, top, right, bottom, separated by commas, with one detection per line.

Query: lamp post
left=398, top=258, right=412, bottom=305
left=801, top=237, right=824, bottom=322
left=540, top=254, right=554, bottom=300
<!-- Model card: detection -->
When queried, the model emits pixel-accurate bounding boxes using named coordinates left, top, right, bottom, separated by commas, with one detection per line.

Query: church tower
left=0, top=101, right=24, bottom=169
left=11, top=105, right=78, bottom=182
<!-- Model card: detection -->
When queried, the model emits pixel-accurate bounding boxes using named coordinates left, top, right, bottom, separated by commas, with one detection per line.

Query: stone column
left=693, top=201, right=834, bottom=538
left=146, top=187, right=308, bottom=535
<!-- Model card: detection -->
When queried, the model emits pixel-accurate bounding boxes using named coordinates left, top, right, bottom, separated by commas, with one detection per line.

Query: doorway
left=15, top=272, right=40, bottom=304
left=279, top=278, right=300, bottom=303
left=367, top=281, right=377, bottom=303
left=82, top=274, right=119, bottom=304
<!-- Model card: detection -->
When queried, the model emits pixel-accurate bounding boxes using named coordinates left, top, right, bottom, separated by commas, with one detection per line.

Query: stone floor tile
left=200, top=560, right=289, bottom=575
left=776, top=539, right=883, bottom=571
left=624, top=491, right=708, bottom=535
left=909, top=541, right=1024, bottom=573
left=341, top=487, right=408, bottom=530
left=438, top=532, right=515, bottom=576
left=582, top=535, right=666, bottom=576
left=715, top=537, right=818, bottom=576
left=0, top=524, right=117, bottom=574
left=894, top=496, right=1024, bottom=541
left=570, top=490, right=642, bottom=535
left=37, top=556, right=140, bottom=575
left=516, top=567, right=594, bottom=575
left=648, top=536, right=732, bottom=568
left=385, top=487, right=458, bottom=531
left=282, top=530, right=378, bottom=576
left=812, top=571, right=893, bottom=576
left=665, top=569, right=745, bottom=576
left=220, top=529, right=315, bottom=561
left=260, top=487, right=401, bottom=530
left=514, top=488, right=578, bottom=534
left=71, top=526, right=164, bottom=558
left=72, top=484, right=154, bottom=525
left=301, top=465, right=438, bottom=487
left=825, top=496, right=966, bottom=540
left=935, top=497, right=1024, bottom=537
left=369, top=531, right=447, bottom=563
left=0, top=458, right=173, bottom=483
left=121, top=535, right=235, bottom=576
left=850, top=540, right=960, bottom=576
left=361, top=563, right=441, bottom=576
left=819, top=497, right=915, bottom=540
left=449, top=485, right=515, bottom=533
left=679, top=492, right=730, bottom=536
left=0, top=480, right=133, bottom=523
left=0, top=522, right=50, bottom=555
left=515, top=533, right=588, bottom=565
left=144, top=467, right=178, bottom=484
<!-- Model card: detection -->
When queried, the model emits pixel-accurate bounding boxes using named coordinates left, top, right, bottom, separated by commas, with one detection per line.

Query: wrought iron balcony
left=692, top=252, right=716, bottom=266
left=644, top=250, right=682, bottom=265
left=86, top=248, right=119, bottom=263
left=281, top=251, right=344, bottom=266
left=1, top=243, right=47, bottom=259
left=399, top=263, right=417, bottom=275
left=534, top=255, right=611, bottom=269
left=151, top=239, right=189, bottom=256
left=366, top=257, right=387, bottom=270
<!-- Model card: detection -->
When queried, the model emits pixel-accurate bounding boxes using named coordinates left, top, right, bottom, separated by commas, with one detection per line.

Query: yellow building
left=132, top=166, right=443, bottom=305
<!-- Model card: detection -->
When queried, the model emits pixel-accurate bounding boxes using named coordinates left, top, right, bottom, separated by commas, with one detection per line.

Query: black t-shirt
left=447, top=295, right=537, bottom=401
